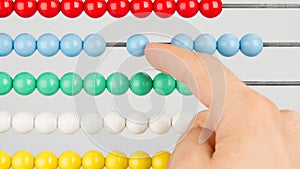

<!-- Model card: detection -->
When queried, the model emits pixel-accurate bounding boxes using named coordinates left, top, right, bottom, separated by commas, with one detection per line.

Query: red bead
left=130, top=0, right=152, bottom=18
left=37, top=0, right=60, bottom=18
left=61, top=0, right=83, bottom=18
left=176, top=0, right=198, bottom=18
left=107, top=0, right=129, bottom=18
left=14, top=0, right=37, bottom=18
left=153, top=0, right=176, bottom=18
left=0, top=0, right=13, bottom=17
left=199, top=0, right=222, bottom=18
left=84, top=0, right=106, bottom=18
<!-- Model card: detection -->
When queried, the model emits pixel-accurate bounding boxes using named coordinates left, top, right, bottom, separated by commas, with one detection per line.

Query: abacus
left=1, top=0, right=300, bottom=168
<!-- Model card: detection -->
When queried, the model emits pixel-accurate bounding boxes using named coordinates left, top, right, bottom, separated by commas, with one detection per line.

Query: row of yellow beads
left=0, top=150, right=170, bottom=169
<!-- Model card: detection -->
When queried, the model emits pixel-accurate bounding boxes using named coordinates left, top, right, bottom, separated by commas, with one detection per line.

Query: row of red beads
left=0, top=0, right=222, bottom=18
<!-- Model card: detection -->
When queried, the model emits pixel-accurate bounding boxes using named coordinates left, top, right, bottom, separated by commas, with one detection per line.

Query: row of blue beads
left=0, top=33, right=106, bottom=57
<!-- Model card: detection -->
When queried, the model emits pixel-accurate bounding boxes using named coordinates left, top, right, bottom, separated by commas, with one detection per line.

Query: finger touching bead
left=171, top=33, right=193, bottom=50
left=194, top=34, right=217, bottom=54
left=126, top=34, right=149, bottom=57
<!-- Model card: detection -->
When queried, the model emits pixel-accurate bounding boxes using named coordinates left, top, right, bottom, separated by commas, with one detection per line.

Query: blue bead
left=217, top=34, right=240, bottom=57
left=60, top=33, right=82, bottom=57
left=83, top=34, right=106, bottom=57
left=171, top=33, right=193, bottom=50
left=0, top=33, right=13, bottom=56
left=194, top=34, right=216, bottom=54
left=37, top=33, right=59, bottom=57
left=14, top=33, right=36, bottom=57
left=240, top=33, right=263, bottom=57
left=126, top=34, right=149, bottom=57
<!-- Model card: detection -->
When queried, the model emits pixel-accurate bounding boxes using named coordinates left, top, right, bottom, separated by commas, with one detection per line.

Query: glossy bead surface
left=126, top=34, right=149, bottom=57
left=14, top=33, right=36, bottom=57
left=172, top=112, right=193, bottom=134
left=199, top=0, right=222, bottom=18
left=217, top=34, right=240, bottom=57
left=35, top=151, right=58, bottom=169
left=83, top=72, right=106, bottom=96
left=130, top=0, right=152, bottom=18
left=153, top=73, right=175, bottom=96
left=126, top=112, right=148, bottom=134
left=176, top=80, right=192, bottom=96
left=37, top=72, right=60, bottom=96
left=107, top=0, right=130, bottom=18
left=149, top=113, right=171, bottom=134
left=104, top=112, right=125, bottom=134
left=12, top=151, right=34, bottom=169
left=0, top=0, right=13, bottom=17
left=194, top=34, right=217, bottom=54
left=171, top=33, right=193, bottom=50
left=240, top=33, right=263, bottom=57
left=37, top=33, right=60, bottom=57
left=0, top=72, right=12, bottom=95
left=105, top=151, right=128, bottom=169
left=60, top=34, right=82, bottom=57
left=83, top=34, right=106, bottom=57
left=153, top=0, right=176, bottom=18
left=61, top=0, right=83, bottom=18
left=129, top=151, right=151, bottom=169
left=130, top=72, right=152, bottom=96
left=35, top=112, right=57, bottom=134
left=60, top=72, right=83, bottom=96
left=84, top=0, right=106, bottom=18
left=14, top=0, right=37, bottom=18
left=107, top=72, right=129, bottom=95
left=58, top=112, right=80, bottom=134
left=176, top=0, right=198, bottom=18
left=37, top=0, right=60, bottom=18
left=152, top=151, right=171, bottom=169
left=13, top=72, right=36, bottom=95
left=82, top=151, right=105, bottom=169
left=12, top=111, right=34, bottom=134
left=0, top=150, right=10, bottom=169
left=0, top=33, right=13, bottom=56
left=59, top=151, right=81, bottom=169
left=81, top=113, right=103, bottom=135
left=0, top=111, right=11, bottom=133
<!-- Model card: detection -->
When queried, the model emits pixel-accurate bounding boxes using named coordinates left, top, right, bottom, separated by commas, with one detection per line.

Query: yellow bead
left=0, top=150, right=11, bottom=169
left=105, top=151, right=128, bottom=169
left=58, top=151, right=81, bottom=169
left=82, top=150, right=104, bottom=169
left=12, top=150, right=34, bottom=169
left=35, top=151, right=57, bottom=169
left=129, top=151, right=151, bottom=169
left=152, top=151, right=171, bottom=169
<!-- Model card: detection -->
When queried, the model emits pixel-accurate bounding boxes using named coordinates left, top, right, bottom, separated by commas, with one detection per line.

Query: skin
left=144, top=43, right=300, bottom=169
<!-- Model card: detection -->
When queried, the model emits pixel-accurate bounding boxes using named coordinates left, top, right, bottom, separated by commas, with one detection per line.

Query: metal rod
left=244, top=81, right=300, bottom=86
left=222, top=4, right=300, bottom=8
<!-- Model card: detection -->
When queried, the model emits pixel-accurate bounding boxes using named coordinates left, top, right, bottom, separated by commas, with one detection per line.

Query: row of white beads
left=0, top=111, right=193, bottom=135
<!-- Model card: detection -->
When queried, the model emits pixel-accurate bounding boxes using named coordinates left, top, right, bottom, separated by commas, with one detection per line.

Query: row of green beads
left=0, top=72, right=192, bottom=96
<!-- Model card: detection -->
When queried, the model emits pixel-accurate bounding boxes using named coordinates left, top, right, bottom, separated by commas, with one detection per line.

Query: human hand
left=145, top=43, right=300, bottom=169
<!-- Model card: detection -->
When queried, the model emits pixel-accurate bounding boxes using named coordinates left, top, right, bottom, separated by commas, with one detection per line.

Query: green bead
left=13, top=72, right=36, bottom=95
left=60, top=73, right=83, bottom=96
left=83, top=72, right=106, bottom=96
left=107, top=72, right=129, bottom=95
left=130, top=72, right=152, bottom=96
left=176, top=80, right=192, bottom=96
left=153, top=73, right=176, bottom=96
left=37, top=72, right=60, bottom=96
left=0, top=72, right=12, bottom=95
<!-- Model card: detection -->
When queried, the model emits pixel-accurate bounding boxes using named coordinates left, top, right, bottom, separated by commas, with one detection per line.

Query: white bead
left=104, top=112, right=125, bottom=134
left=172, top=112, right=194, bottom=134
left=149, top=113, right=171, bottom=134
left=81, top=113, right=103, bottom=135
left=0, top=111, right=11, bottom=133
left=58, top=112, right=80, bottom=134
left=12, top=111, right=34, bottom=134
left=35, top=112, right=57, bottom=134
left=126, top=112, right=148, bottom=134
